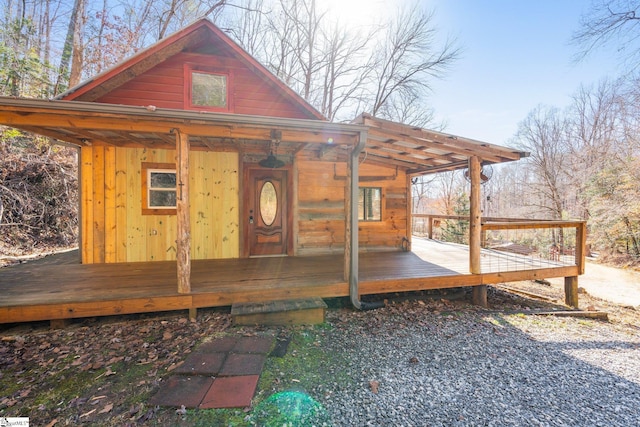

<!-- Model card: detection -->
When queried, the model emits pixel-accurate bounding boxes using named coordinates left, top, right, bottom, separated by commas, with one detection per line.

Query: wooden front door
left=247, top=168, right=288, bottom=256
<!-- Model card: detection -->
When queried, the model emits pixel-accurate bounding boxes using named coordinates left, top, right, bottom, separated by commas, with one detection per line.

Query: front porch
left=0, top=238, right=582, bottom=325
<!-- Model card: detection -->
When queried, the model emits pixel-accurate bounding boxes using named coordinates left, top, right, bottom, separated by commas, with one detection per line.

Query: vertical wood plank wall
left=296, top=160, right=408, bottom=255
left=80, top=145, right=239, bottom=263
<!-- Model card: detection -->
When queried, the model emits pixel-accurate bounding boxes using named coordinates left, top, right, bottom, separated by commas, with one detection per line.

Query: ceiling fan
left=463, top=163, right=493, bottom=184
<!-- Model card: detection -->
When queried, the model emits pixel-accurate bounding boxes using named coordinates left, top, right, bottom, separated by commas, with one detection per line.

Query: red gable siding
left=96, top=52, right=312, bottom=119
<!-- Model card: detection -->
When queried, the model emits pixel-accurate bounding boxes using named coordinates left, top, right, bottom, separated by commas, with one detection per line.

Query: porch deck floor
left=0, top=238, right=576, bottom=324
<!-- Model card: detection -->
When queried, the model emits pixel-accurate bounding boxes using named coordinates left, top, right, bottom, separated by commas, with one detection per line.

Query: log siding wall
left=296, top=161, right=408, bottom=255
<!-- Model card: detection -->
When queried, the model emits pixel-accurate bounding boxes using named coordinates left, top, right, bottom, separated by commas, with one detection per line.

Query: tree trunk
left=69, top=0, right=85, bottom=87
left=55, top=0, right=84, bottom=94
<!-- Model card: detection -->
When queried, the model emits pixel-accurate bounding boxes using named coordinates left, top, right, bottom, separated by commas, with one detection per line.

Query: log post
left=469, top=156, right=482, bottom=274
left=176, top=130, right=191, bottom=294
left=564, top=276, right=579, bottom=308
left=427, top=215, right=433, bottom=239
left=469, top=156, right=487, bottom=307
left=472, top=285, right=488, bottom=308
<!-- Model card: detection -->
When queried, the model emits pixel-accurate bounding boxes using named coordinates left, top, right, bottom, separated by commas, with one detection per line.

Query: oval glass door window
left=260, top=181, right=278, bottom=226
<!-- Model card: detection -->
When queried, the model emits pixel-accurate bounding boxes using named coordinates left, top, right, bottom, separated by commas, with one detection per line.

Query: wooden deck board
left=0, top=238, right=578, bottom=323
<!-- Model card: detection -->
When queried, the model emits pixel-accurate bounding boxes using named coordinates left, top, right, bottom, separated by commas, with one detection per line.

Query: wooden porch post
left=176, top=130, right=191, bottom=294
left=469, top=156, right=487, bottom=307
left=469, top=156, right=482, bottom=274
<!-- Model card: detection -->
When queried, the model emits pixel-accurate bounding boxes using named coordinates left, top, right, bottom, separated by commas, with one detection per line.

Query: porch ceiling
left=0, top=97, right=526, bottom=173
left=353, top=113, right=526, bottom=174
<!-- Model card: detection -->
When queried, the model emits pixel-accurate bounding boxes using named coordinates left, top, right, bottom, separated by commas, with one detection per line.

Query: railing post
left=427, top=215, right=433, bottom=239
left=575, top=222, right=587, bottom=275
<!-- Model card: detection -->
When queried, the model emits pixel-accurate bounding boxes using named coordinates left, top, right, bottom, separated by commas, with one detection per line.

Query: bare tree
left=151, top=0, right=227, bottom=40
left=513, top=105, right=569, bottom=220
left=221, top=0, right=268, bottom=57
left=368, top=3, right=460, bottom=124
left=315, top=23, right=372, bottom=120
left=573, top=0, right=640, bottom=70
left=565, top=79, right=622, bottom=219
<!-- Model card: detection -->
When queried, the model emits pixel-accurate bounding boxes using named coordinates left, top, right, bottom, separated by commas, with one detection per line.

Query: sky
left=427, top=0, right=623, bottom=146
left=318, top=0, right=625, bottom=147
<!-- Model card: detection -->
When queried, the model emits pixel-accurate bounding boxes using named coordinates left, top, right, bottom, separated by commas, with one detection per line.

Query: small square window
left=148, top=170, right=177, bottom=208
left=142, top=163, right=177, bottom=215
left=358, top=187, right=382, bottom=221
left=191, top=72, right=227, bottom=108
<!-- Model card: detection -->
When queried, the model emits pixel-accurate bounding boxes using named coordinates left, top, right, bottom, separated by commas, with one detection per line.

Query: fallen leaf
left=99, top=403, right=113, bottom=414
left=369, top=380, right=379, bottom=394
left=79, top=408, right=96, bottom=418
left=95, top=367, right=116, bottom=379
left=167, top=361, right=183, bottom=372
left=44, top=419, right=58, bottom=427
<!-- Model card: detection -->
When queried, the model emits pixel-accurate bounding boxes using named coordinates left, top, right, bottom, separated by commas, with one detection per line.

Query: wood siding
left=296, top=161, right=408, bottom=255
left=96, top=52, right=312, bottom=119
left=81, top=144, right=239, bottom=263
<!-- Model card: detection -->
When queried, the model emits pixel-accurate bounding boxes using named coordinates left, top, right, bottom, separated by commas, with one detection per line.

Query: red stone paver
left=219, top=353, right=266, bottom=376
left=150, top=335, right=275, bottom=409
left=196, top=336, right=238, bottom=353
left=148, top=375, right=214, bottom=408
left=199, top=375, right=260, bottom=409
left=233, top=336, right=274, bottom=354
left=174, top=352, right=226, bottom=375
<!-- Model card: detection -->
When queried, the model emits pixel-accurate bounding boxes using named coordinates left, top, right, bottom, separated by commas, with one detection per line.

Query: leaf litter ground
left=1, top=282, right=639, bottom=426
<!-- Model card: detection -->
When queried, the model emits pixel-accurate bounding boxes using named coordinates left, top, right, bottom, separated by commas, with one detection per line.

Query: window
left=142, top=163, right=176, bottom=215
left=191, top=72, right=227, bottom=108
left=185, top=64, right=231, bottom=111
left=358, top=187, right=382, bottom=221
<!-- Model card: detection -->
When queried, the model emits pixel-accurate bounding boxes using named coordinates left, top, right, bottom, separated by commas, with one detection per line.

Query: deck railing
left=412, top=214, right=587, bottom=275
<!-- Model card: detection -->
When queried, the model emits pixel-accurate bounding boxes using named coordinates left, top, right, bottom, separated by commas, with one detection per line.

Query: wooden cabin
left=0, top=19, right=586, bottom=325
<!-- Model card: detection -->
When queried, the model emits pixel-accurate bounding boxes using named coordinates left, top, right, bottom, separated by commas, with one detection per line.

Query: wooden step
left=231, top=298, right=327, bottom=326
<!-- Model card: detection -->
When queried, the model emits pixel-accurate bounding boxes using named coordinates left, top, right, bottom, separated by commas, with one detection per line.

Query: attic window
left=192, top=72, right=227, bottom=107
left=185, top=64, right=231, bottom=111
left=142, top=162, right=176, bottom=215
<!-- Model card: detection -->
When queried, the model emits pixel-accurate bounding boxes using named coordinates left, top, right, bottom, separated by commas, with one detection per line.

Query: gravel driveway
left=263, top=288, right=640, bottom=427
left=317, top=305, right=640, bottom=426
